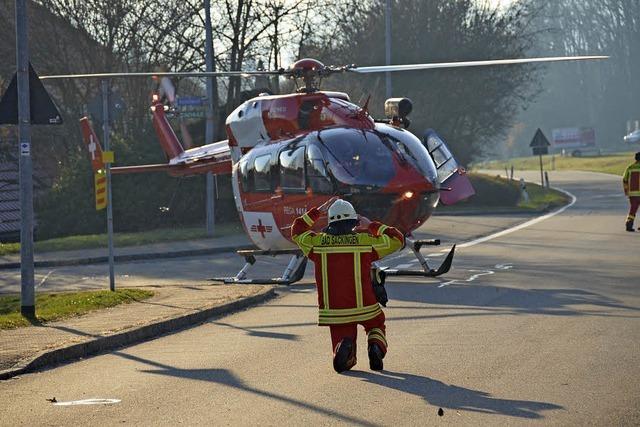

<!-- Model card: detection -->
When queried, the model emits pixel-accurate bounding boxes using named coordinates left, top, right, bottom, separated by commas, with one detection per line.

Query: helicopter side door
left=275, top=135, right=333, bottom=237
left=423, top=129, right=475, bottom=205
left=236, top=145, right=295, bottom=250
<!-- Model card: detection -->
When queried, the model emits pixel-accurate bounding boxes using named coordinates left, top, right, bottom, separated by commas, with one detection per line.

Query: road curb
left=0, top=287, right=277, bottom=381
left=0, top=244, right=256, bottom=270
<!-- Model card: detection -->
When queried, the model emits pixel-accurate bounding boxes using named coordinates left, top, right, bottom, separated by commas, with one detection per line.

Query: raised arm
left=291, top=197, right=339, bottom=256
left=368, top=221, right=405, bottom=259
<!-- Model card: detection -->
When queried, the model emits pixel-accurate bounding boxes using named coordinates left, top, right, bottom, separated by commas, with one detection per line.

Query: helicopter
left=66, top=55, right=606, bottom=284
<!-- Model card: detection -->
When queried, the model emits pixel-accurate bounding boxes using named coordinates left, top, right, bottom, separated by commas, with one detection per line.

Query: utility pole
left=204, top=0, right=216, bottom=236
left=16, top=0, right=35, bottom=317
left=385, top=0, right=392, bottom=99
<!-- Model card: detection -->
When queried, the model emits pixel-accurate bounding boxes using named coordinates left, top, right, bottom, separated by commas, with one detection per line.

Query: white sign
left=20, top=142, right=30, bottom=156
left=551, top=127, right=596, bottom=149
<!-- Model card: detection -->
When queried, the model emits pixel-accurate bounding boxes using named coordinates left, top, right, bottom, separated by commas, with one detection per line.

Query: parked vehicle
left=623, top=129, right=640, bottom=144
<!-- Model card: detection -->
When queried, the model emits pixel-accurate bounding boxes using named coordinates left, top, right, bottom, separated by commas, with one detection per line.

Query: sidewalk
left=0, top=233, right=254, bottom=269
left=0, top=283, right=276, bottom=380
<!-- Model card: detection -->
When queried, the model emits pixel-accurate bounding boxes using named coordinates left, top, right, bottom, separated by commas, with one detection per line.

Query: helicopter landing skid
left=378, top=239, right=456, bottom=279
left=209, top=249, right=308, bottom=285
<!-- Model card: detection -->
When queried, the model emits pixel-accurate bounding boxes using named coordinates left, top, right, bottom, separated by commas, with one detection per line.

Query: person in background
left=291, top=197, right=404, bottom=373
left=623, top=152, right=640, bottom=232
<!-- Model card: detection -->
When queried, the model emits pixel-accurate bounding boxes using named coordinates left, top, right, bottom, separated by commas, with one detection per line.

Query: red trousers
left=329, top=311, right=387, bottom=356
left=628, top=196, right=640, bottom=223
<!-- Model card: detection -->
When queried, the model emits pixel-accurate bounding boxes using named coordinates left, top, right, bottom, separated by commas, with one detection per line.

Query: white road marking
left=394, top=263, right=414, bottom=269
left=446, top=185, right=577, bottom=251
left=438, top=269, right=495, bottom=288
left=54, top=398, right=121, bottom=406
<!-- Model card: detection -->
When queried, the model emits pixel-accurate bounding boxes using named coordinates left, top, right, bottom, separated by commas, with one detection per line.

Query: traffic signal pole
left=101, top=80, right=115, bottom=291
left=16, top=0, right=35, bottom=317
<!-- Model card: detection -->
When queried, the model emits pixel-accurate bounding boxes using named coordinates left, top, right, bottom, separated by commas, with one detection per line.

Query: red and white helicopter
left=60, top=55, right=605, bottom=284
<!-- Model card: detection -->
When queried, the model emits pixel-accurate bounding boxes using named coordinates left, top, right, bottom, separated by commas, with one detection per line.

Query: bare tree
left=304, top=0, right=542, bottom=165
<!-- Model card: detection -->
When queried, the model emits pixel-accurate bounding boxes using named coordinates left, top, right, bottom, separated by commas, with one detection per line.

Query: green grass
left=0, top=288, right=154, bottom=329
left=0, top=222, right=243, bottom=256
left=476, top=152, right=635, bottom=176
left=440, top=173, right=569, bottom=212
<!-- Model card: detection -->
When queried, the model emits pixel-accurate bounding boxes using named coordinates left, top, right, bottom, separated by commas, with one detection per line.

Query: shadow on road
left=347, top=369, right=563, bottom=420
left=210, top=321, right=300, bottom=341
left=114, top=351, right=378, bottom=426
left=389, top=283, right=640, bottom=317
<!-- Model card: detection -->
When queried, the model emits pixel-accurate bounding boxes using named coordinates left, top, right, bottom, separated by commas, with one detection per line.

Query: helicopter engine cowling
left=226, top=91, right=374, bottom=164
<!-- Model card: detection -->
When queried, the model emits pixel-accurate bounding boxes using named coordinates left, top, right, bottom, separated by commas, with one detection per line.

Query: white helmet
left=328, top=199, right=357, bottom=224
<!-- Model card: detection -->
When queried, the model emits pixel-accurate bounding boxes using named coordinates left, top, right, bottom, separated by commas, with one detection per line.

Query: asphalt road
left=1, top=171, right=638, bottom=426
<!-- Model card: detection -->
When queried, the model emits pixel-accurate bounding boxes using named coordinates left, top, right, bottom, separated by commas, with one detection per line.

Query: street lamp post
left=16, top=0, right=35, bottom=317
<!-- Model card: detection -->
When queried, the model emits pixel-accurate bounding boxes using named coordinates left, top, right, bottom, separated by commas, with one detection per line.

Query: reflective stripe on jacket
left=623, top=162, right=640, bottom=197
left=291, top=207, right=404, bottom=326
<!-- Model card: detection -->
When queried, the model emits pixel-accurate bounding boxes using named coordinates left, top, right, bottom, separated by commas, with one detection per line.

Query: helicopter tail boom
left=151, top=100, right=184, bottom=160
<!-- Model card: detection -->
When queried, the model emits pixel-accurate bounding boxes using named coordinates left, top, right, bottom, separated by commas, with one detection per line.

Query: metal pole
left=539, top=154, right=544, bottom=187
left=385, top=0, right=392, bottom=99
left=101, top=80, right=115, bottom=291
left=204, top=0, right=216, bottom=236
left=16, top=0, right=34, bottom=317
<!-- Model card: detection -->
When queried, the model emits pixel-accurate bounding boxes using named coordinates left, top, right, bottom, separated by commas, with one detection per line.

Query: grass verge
left=0, top=289, right=154, bottom=329
left=475, top=151, right=635, bottom=176
left=0, top=222, right=243, bottom=256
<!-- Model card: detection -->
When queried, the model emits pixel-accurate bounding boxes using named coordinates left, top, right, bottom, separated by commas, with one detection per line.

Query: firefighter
left=623, top=152, right=640, bottom=232
left=291, top=197, right=404, bottom=373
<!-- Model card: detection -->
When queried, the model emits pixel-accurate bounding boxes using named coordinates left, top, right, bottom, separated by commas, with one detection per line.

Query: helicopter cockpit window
left=425, top=133, right=458, bottom=183
left=306, top=141, right=332, bottom=193
left=381, top=127, right=438, bottom=183
left=253, top=153, right=273, bottom=192
left=318, top=128, right=394, bottom=187
left=279, top=145, right=306, bottom=191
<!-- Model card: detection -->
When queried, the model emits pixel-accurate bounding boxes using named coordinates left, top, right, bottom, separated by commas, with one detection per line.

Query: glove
left=371, top=268, right=388, bottom=307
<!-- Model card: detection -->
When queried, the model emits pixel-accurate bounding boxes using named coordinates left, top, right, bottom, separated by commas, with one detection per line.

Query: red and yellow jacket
left=291, top=207, right=404, bottom=326
left=623, top=161, right=640, bottom=197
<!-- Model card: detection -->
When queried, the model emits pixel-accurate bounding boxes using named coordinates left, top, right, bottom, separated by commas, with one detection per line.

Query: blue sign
left=176, top=96, right=206, bottom=107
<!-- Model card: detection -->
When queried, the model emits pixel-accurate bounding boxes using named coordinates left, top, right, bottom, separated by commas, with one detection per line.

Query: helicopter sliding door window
left=253, top=153, right=273, bottom=192
left=279, top=145, right=306, bottom=192
left=306, top=142, right=332, bottom=193
left=424, top=132, right=459, bottom=183
left=238, top=159, right=254, bottom=192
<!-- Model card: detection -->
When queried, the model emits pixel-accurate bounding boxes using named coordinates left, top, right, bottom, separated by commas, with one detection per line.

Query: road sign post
left=530, top=128, right=551, bottom=187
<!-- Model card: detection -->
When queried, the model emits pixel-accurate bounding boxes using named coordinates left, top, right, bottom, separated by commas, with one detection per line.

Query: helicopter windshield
left=317, top=128, right=395, bottom=187
left=379, top=126, right=438, bottom=184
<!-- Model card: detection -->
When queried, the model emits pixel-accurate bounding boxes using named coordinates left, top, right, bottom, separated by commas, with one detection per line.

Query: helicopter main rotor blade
left=346, top=55, right=608, bottom=74
left=40, top=70, right=283, bottom=80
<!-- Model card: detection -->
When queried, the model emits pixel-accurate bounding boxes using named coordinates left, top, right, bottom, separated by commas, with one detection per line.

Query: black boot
left=626, top=221, right=635, bottom=232
left=368, top=342, right=385, bottom=371
left=333, top=338, right=357, bottom=373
